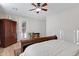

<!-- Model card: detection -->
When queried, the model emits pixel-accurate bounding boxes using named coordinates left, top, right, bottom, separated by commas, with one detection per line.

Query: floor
left=0, top=41, right=21, bottom=56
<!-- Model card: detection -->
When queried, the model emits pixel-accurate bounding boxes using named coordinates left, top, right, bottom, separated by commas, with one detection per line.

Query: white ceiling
left=48, top=3, right=79, bottom=14
left=0, top=3, right=79, bottom=19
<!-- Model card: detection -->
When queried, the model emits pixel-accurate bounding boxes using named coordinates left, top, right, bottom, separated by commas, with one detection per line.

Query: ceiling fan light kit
left=36, top=8, right=41, bottom=13
left=36, top=8, right=41, bottom=11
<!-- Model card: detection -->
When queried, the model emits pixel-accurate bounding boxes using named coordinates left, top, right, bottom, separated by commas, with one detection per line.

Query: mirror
left=22, top=22, right=27, bottom=38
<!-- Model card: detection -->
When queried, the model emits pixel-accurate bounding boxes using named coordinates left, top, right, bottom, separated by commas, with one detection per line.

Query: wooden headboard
left=21, top=35, right=57, bottom=51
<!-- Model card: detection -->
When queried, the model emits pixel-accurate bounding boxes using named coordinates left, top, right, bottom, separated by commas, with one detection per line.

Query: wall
left=0, top=12, right=46, bottom=41
left=8, top=15, right=46, bottom=40
left=46, top=7, right=79, bottom=44
left=27, top=18, right=46, bottom=36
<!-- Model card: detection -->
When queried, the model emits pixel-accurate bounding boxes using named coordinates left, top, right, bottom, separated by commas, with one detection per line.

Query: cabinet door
left=10, top=21, right=17, bottom=43
left=4, top=20, right=11, bottom=40
left=4, top=20, right=17, bottom=47
left=0, top=20, right=5, bottom=46
left=3, top=20, right=11, bottom=47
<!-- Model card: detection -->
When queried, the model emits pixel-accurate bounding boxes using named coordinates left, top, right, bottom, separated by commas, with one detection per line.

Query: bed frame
left=21, top=35, right=57, bottom=52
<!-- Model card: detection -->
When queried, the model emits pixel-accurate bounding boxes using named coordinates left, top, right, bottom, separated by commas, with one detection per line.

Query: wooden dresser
left=0, top=19, right=17, bottom=47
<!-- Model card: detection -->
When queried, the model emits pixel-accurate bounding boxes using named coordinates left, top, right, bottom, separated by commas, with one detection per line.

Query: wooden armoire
left=0, top=19, right=17, bottom=47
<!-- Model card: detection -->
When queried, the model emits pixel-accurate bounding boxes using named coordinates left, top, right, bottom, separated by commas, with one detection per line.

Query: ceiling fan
left=29, top=3, right=48, bottom=13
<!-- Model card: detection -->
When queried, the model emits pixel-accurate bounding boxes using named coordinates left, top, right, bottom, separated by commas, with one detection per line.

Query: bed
left=20, top=36, right=79, bottom=56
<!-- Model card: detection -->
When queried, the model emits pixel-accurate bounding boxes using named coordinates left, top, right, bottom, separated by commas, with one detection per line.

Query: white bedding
left=20, top=39, right=79, bottom=56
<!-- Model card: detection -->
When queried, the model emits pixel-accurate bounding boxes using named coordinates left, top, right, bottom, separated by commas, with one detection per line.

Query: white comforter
left=20, top=40, right=79, bottom=56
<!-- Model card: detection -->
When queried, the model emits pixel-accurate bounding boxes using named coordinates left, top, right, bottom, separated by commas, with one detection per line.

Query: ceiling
left=0, top=3, right=79, bottom=19
left=48, top=3, right=79, bottom=14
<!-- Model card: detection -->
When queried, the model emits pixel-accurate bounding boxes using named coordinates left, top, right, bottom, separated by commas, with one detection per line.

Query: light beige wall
left=0, top=12, right=46, bottom=41
left=46, top=6, right=79, bottom=44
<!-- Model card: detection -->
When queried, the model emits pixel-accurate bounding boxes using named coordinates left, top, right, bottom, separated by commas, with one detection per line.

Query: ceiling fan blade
left=42, top=3, right=47, bottom=7
left=41, top=8, right=48, bottom=11
left=29, top=8, right=36, bottom=11
left=32, top=3, right=37, bottom=7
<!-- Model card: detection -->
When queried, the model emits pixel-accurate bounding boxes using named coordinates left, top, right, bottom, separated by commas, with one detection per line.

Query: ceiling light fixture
left=29, top=3, right=48, bottom=13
